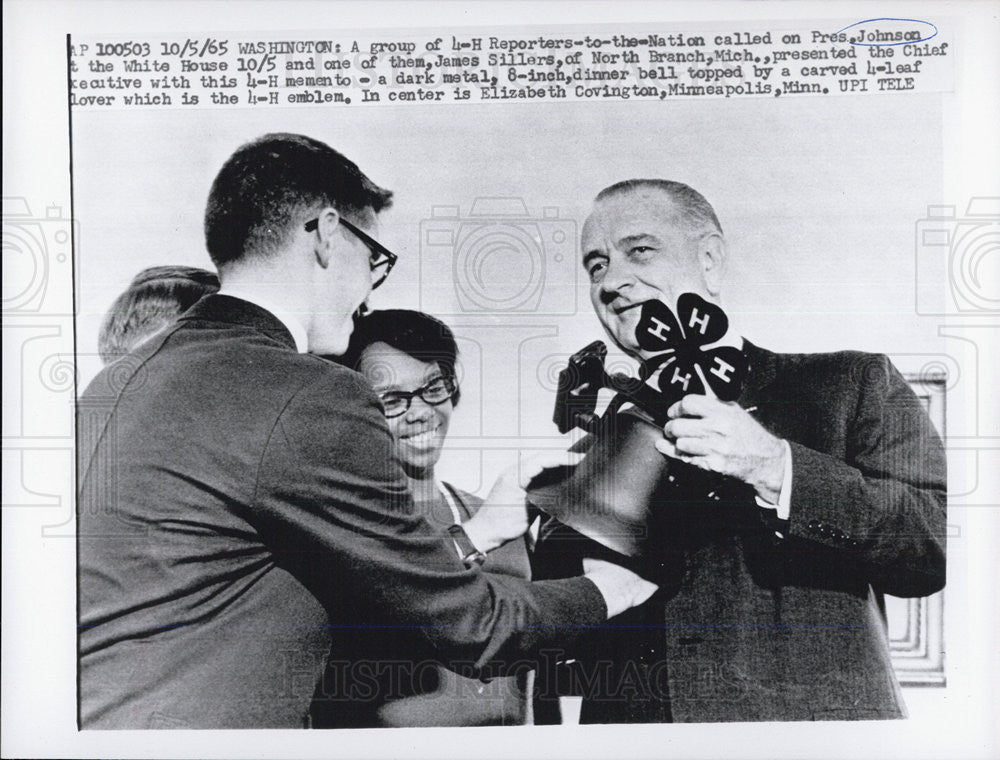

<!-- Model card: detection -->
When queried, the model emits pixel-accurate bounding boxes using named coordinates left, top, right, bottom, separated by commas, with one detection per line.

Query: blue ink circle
left=832, top=18, right=938, bottom=47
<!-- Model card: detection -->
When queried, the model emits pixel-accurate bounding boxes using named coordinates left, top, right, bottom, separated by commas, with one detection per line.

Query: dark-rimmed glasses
left=377, top=376, right=456, bottom=418
left=305, top=216, right=398, bottom=290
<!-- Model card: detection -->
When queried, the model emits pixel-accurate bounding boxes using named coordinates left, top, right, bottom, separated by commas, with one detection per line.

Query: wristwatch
left=448, top=524, right=487, bottom=567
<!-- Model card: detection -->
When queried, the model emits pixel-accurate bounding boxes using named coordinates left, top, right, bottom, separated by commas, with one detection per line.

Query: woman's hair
left=343, top=309, right=461, bottom=405
left=98, top=265, right=220, bottom=364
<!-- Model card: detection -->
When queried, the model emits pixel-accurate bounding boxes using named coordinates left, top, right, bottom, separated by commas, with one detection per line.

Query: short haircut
left=342, top=309, right=462, bottom=406
left=596, top=179, right=723, bottom=238
left=204, top=133, right=393, bottom=268
left=98, top=265, right=220, bottom=363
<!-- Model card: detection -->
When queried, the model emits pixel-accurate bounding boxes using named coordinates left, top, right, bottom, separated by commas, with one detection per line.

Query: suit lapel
left=739, top=341, right=823, bottom=447
left=738, top=340, right=779, bottom=409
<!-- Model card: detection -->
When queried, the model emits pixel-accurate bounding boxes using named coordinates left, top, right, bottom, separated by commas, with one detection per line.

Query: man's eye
left=587, top=260, right=608, bottom=279
left=630, top=245, right=653, bottom=256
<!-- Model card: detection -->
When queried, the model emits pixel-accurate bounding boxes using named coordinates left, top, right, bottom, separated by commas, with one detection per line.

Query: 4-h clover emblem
left=634, top=293, right=748, bottom=404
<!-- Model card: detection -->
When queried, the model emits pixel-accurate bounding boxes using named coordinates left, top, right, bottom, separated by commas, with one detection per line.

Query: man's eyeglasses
left=304, top=216, right=398, bottom=290
left=378, top=376, right=456, bottom=418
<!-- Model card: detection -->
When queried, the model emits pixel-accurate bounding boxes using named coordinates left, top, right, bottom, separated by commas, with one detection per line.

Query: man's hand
left=582, top=558, right=658, bottom=619
left=463, top=450, right=584, bottom=553
left=656, top=394, right=785, bottom=503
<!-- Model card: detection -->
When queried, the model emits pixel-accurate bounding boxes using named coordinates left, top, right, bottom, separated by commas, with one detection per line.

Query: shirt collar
left=216, top=285, right=309, bottom=353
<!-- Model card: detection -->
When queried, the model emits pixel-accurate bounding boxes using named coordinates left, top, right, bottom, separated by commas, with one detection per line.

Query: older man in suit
left=76, top=134, right=656, bottom=728
left=533, top=179, right=946, bottom=723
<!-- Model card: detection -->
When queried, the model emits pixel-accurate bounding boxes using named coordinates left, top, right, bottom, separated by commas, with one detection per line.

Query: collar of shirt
left=437, top=481, right=465, bottom=525
left=216, top=286, right=309, bottom=353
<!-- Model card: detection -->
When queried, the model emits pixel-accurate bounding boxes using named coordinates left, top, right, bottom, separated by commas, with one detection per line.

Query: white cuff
left=755, top=439, right=792, bottom=530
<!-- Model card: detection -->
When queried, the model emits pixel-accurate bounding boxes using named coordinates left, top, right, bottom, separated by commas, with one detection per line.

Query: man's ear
left=698, top=232, right=727, bottom=297
left=313, top=207, right=341, bottom=269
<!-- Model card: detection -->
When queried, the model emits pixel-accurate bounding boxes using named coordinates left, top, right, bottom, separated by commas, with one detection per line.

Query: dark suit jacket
left=77, top=295, right=604, bottom=728
left=534, top=342, right=946, bottom=723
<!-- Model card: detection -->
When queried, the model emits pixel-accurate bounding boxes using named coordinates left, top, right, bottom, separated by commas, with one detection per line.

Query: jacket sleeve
left=783, top=354, right=947, bottom=598
left=245, top=364, right=606, bottom=670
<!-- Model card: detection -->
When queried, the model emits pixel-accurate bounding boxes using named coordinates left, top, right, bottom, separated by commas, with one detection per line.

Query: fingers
left=583, top=558, right=658, bottom=618
left=660, top=397, right=767, bottom=481
left=654, top=437, right=678, bottom=459
left=655, top=437, right=712, bottom=462
left=662, top=417, right=708, bottom=439
left=517, top=450, right=585, bottom=489
left=656, top=427, right=720, bottom=474
left=667, top=393, right=715, bottom=419
left=659, top=414, right=707, bottom=461
left=673, top=437, right=711, bottom=456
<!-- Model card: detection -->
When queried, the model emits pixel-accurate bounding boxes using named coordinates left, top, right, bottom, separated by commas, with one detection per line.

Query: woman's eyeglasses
left=378, top=376, right=456, bottom=418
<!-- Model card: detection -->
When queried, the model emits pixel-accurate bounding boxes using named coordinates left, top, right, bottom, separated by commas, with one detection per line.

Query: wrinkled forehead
left=581, top=189, right=686, bottom=247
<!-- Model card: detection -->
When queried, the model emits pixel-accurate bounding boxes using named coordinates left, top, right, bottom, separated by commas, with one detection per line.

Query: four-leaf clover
left=634, top=293, right=748, bottom=403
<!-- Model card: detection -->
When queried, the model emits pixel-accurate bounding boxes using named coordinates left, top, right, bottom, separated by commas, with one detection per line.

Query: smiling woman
left=361, top=345, right=457, bottom=481
left=314, top=309, right=532, bottom=728
left=345, top=310, right=462, bottom=487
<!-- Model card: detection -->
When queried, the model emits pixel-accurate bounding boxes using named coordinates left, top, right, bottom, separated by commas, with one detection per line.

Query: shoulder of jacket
left=281, top=355, right=381, bottom=408
left=772, top=348, right=888, bottom=375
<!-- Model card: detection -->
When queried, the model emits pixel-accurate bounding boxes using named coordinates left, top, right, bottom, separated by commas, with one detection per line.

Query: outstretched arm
left=250, top=366, right=656, bottom=673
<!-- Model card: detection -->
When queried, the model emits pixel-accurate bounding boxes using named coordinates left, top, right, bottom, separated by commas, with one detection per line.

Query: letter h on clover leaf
left=635, top=293, right=748, bottom=404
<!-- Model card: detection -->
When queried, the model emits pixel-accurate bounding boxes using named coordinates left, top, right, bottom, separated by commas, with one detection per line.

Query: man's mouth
left=611, top=301, right=640, bottom=316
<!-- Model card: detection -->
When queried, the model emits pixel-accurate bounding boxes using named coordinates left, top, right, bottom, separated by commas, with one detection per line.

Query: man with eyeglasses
left=77, top=133, right=656, bottom=729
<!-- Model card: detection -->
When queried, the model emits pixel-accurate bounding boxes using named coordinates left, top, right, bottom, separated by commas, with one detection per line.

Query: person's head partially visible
left=342, top=309, right=461, bottom=482
left=581, top=179, right=727, bottom=360
left=98, top=265, right=220, bottom=364
left=204, top=133, right=395, bottom=356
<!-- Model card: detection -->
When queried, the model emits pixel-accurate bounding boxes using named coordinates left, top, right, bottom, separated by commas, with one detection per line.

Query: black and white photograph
left=3, top=2, right=999, bottom=759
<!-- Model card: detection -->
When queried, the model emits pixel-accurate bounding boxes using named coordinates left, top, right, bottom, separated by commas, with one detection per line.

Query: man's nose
left=598, top=256, right=634, bottom=304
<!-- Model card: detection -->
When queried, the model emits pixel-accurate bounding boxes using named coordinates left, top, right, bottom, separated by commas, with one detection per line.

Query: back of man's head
left=595, top=179, right=723, bottom=240
left=204, top=133, right=393, bottom=269
left=98, top=265, right=220, bottom=363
